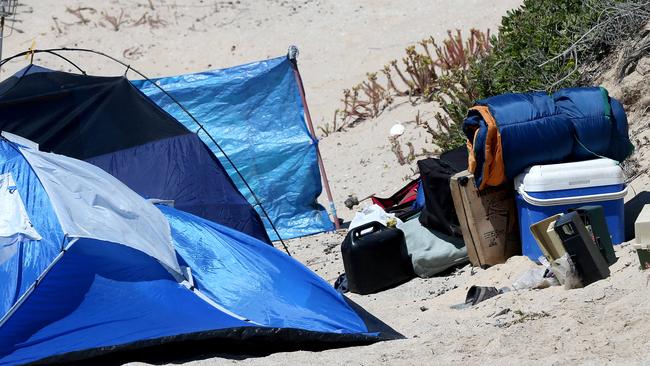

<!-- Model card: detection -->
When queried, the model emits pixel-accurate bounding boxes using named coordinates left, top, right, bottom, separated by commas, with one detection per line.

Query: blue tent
left=0, top=65, right=271, bottom=243
left=133, top=55, right=335, bottom=240
left=0, top=136, right=398, bottom=365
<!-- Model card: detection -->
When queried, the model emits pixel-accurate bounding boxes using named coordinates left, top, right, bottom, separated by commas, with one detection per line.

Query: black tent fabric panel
left=36, top=325, right=401, bottom=365
left=0, top=71, right=188, bottom=159
left=86, top=134, right=271, bottom=243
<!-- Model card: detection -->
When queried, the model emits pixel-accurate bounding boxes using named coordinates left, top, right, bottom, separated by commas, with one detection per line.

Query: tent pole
left=0, top=16, right=5, bottom=73
left=289, top=52, right=341, bottom=231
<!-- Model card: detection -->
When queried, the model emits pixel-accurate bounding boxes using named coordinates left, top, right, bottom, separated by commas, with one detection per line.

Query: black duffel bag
left=417, top=147, right=467, bottom=237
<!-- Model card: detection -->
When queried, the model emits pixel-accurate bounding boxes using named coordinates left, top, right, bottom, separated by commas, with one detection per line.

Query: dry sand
left=2, top=0, right=519, bottom=127
left=6, top=1, right=650, bottom=365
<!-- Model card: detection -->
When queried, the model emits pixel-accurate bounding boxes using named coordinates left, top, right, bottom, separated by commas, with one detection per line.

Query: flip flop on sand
left=451, top=285, right=508, bottom=309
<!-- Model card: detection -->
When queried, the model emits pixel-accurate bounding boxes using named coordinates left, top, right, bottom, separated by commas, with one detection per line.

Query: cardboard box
left=450, top=171, right=521, bottom=267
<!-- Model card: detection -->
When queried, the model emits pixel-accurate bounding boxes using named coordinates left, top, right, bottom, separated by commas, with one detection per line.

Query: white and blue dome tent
left=0, top=134, right=399, bottom=366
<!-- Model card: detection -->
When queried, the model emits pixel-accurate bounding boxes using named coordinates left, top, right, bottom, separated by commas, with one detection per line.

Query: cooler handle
left=351, top=221, right=386, bottom=238
left=518, top=186, right=628, bottom=207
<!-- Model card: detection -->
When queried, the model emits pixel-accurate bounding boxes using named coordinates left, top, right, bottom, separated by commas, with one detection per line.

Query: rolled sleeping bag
left=464, top=87, right=633, bottom=190
left=553, top=86, right=633, bottom=162
left=464, top=91, right=573, bottom=189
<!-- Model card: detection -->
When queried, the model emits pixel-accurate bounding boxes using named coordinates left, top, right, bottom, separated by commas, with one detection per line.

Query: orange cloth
left=466, top=106, right=506, bottom=190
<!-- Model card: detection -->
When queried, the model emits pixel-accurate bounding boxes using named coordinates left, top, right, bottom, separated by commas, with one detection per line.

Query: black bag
left=440, top=146, right=469, bottom=172
left=417, top=157, right=463, bottom=237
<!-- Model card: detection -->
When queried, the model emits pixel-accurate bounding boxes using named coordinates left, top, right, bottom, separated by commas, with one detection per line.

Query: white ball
left=389, top=123, right=405, bottom=136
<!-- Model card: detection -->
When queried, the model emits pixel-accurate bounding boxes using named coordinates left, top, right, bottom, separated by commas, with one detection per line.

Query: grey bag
left=400, top=218, right=468, bottom=278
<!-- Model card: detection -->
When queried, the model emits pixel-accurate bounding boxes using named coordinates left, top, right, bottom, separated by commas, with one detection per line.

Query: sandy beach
left=5, top=1, right=650, bottom=365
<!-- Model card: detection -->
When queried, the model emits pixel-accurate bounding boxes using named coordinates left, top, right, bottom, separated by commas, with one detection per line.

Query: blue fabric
left=413, top=179, right=425, bottom=210
left=553, top=87, right=613, bottom=160
left=132, top=57, right=334, bottom=240
left=86, top=134, right=271, bottom=243
left=553, top=87, right=633, bottom=162
left=477, top=92, right=573, bottom=180
left=608, top=98, right=634, bottom=161
left=0, top=141, right=65, bottom=319
left=161, top=205, right=370, bottom=334
left=0, top=239, right=251, bottom=366
left=0, top=140, right=388, bottom=366
left=464, top=87, right=632, bottom=187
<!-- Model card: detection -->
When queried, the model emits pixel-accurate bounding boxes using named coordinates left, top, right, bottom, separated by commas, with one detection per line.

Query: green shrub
left=472, top=0, right=606, bottom=98
left=331, top=0, right=648, bottom=155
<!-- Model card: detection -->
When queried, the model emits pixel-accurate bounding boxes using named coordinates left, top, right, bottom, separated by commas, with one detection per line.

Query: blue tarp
left=132, top=56, right=334, bottom=240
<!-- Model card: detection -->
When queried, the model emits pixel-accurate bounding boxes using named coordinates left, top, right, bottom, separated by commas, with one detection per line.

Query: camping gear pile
left=465, top=86, right=631, bottom=288
left=341, top=149, right=470, bottom=294
left=342, top=86, right=638, bottom=295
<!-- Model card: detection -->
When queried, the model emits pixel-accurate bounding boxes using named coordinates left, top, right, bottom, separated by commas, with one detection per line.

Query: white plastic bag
left=512, top=266, right=559, bottom=290
left=349, top=204, right=403, bottom=231
left=551, top=253, right=583, bottom=289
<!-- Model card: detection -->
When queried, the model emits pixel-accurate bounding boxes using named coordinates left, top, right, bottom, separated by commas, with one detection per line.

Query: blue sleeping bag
left=463, top=87, right=633, bottom=189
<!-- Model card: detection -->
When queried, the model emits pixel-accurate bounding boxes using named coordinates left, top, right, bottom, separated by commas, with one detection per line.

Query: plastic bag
left=349, top=204, right=404, bottom=231
left=551, top=253, right=583, bottom=289
left=512, top=266, right=559, bottom=290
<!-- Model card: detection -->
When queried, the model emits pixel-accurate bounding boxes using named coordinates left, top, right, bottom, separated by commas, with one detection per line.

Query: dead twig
left=102, top=9, right=127, bottom=31
left=332, top=29, right=491, bottom=136
left=65, top=6, right=96, bottom=25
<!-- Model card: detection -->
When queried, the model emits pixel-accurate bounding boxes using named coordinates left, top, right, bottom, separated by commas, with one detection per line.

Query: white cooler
left=515, top=158, right=627, bottom=260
